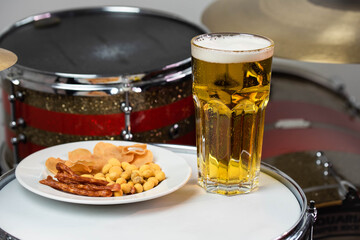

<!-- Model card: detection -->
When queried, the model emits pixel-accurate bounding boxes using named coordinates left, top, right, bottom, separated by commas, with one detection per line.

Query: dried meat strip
left=62, top=181, right=121, bottom=192
left=55, top=174, right=121, bottom=191
left=39, top=176, right=112, bottom=197
left=56, top=162, right=75, bottom=175
left=55, top=172, right=109, bottom=186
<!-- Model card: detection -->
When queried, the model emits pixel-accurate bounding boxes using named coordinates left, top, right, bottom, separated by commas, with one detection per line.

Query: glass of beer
left=191, top=33, right=274, bottom=195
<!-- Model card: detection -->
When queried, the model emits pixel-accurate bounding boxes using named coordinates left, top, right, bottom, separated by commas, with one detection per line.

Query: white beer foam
left=191, top=34, right=274, bottom=63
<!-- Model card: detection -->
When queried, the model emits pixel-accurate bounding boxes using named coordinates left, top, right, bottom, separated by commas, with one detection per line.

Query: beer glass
left=191, top=33, right=274, bottom=195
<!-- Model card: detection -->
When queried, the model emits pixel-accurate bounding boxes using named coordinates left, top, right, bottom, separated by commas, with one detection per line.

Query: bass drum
left=263, top=66, right=360, bottom=240
left=0, top=6, right=205, bottom=169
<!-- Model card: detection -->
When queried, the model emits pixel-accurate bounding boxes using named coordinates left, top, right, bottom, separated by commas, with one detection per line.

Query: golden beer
left=191, top=33, right=274, bottom=195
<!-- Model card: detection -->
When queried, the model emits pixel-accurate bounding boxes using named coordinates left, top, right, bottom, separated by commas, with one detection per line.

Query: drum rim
left=261, top=162, right=311, bottom=240
left=0, top=6, right=206, bottom=87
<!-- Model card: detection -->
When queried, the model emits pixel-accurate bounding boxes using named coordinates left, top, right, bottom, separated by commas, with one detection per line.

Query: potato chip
left=65, top=161, right=93, bottom=174
left=122, top=144, right=147, bottom=155
left=93, top=142, right=122, bottom=161
left=90, top=155, right=109, bottom=174
left=45, top=157, right=66, bottom=174
left=68, top=148, right=92, bottom=163
left=117, top=146, right=134, bottom=162
left=130, top=149, right=153, bottom=167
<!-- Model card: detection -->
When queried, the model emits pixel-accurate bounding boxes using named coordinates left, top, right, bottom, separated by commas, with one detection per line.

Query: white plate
left=15, top=140, right=192, bottom=205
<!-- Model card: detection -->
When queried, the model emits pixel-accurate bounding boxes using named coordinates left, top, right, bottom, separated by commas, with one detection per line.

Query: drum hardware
left=169, top=124, right=180, bottom=139
left=308, top=200, right=317, bottom=240
left=121, top=83, right=133, bottom=141
left=315, top=151, right=358, bottom=200
left=7, top=76, right=26, bottom=166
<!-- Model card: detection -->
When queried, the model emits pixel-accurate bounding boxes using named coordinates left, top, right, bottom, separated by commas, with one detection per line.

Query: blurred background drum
left=0, top=6, right=205, bottom=170
left=262, top=68, right=360, bottom=239
left=264, top=67, right=360, bottom=159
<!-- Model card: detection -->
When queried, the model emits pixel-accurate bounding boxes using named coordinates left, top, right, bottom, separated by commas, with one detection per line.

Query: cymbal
left=0, top=48, right=17, bottom=71
left=202, top=0, right=360, bottom=64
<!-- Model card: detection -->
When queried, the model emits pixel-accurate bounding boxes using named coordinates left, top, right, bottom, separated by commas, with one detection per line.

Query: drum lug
left=121, top=90, right=133, bottom=141
left=307, top=200, right=317, bottom=240
left=315, top=151, right=358, bottom=199
left=7, top=80, right=26, bottom=166
left=9, top=118, right=25, bottom=130
left=10, top=134, right=26, bottom=166
left=308, top=200, right=317, bottom=221
left=169, top=123, right=180, bottom=139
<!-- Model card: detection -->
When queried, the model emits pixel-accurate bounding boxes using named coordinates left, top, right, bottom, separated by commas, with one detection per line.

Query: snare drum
left=0, top=7, right=205, bottom=167
left=0, top=145, right=316, bottom=240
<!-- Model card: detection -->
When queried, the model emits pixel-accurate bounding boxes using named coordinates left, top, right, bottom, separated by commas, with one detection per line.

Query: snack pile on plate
left=39, top=142, right=166, bottom=197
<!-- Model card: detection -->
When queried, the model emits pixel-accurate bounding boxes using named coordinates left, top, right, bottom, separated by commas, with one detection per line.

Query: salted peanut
left=114, top=190, right=123, bottom=197
left=94, top=172, right=105, bottom=178
left=105, top=174, right=114, bottom=183
left=139, top=164, right=150, bottom=173
left=126, top=164, right=138, bottom=171
left=121, top=169, right=132, bottom=180
left=121, top=183, right=132, bottom=194
left=132, top=176, right=144, bottom=184
left=131, top=170, right=140, bottom=179
left=143, top=181, right=155, bottom=191
left=134, top=183, right=143, bottom=193
left=149, top=163, right=161, bottom=171
left=109, top=165, right=123, bottom=176
left=147, top=176, right=159, bottom=186
left=94, top=173, right=106, bottom=181
left=116, top=177, right=127, bottom=185
left=155, top=171, right=166, bottom=181
left=121, top=162, right=130, bottom=170
left=127, top=181, right=134, bottom=187
left=141, top=169, right=154, bottom=178
left=108, top=172, right=120, bottom=181
left=102, top=163, right=112, bottom=174
left=81, top=174, right=93, bottom=178
left=108, top=158, right=121, bottom=166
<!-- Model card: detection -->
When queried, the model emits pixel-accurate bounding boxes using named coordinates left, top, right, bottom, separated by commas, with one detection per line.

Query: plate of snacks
left=15, top=140, right=191, bottom=205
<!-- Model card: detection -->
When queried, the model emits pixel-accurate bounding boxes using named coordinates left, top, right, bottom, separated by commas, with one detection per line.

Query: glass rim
left=191, top=32, right=274, bottom=53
